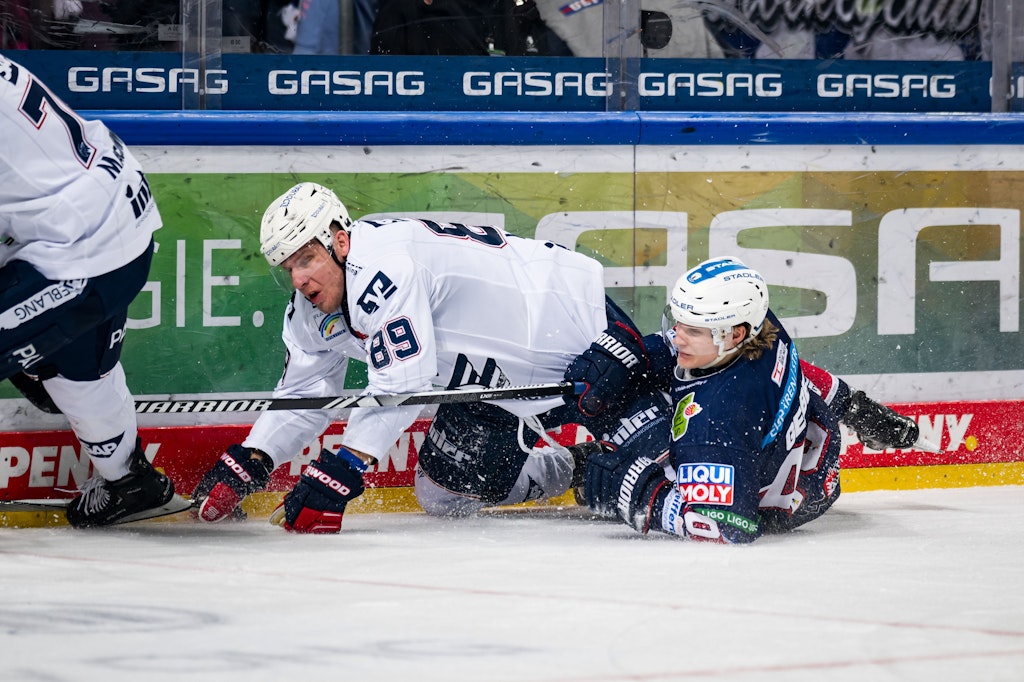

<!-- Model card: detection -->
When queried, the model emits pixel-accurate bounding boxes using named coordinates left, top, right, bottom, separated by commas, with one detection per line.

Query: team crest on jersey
left=318, top=312, right=346, bottom=340
left=670, top=392, right=702, bottom=440
left=677, top=463, right=734, bottom=506
left=356, top=272, right=397, bottom=314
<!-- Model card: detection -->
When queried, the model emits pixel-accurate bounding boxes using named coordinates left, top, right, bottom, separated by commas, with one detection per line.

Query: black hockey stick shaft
left=134, top=381, right=585, bottom=414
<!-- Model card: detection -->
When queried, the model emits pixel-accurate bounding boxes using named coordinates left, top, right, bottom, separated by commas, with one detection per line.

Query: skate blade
left=913, top=435, right=942, bottom=454
left=112, top=494, right=194, bottom=525
left=0, top=499, right=73, bottom=512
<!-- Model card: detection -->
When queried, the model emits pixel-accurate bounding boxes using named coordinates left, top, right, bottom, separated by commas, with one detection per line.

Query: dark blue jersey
left=660, top=312, right=841, bottom=543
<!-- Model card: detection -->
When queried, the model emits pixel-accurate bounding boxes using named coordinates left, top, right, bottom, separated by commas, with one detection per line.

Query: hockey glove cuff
left=193, top=445, right=273, bottom=523
left=583, top=444, right=671, bottom=534
left=564, top=321, right=649, bottom=417
left=272, top=447, right=367, bottom=534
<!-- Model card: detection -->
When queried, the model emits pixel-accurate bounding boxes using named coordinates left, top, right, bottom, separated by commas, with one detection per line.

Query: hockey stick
left=135, top=381, right=585, bottom=414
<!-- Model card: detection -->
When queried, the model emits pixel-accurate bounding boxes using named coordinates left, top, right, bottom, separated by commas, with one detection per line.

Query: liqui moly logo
left=677, top=462, right=734, bottom=506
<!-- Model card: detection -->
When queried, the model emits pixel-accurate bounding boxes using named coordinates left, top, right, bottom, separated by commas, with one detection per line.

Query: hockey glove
left=192, top=445, right=273, bottom=522
left=583, top=443, right=671, bottom=534
left=272, top=447, right=367, bottom=534
left=564, top=321, right=649, bottom=417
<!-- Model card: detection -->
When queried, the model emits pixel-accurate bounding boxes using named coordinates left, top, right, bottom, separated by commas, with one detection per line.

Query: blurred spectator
left=1, top=0, right=34, bottom=48
left=228, top=0, right=300, bottom=53
left=222, top=0, right=259, bottom=50
left=353, top=0, right=378, bottom=54
left=293, top=0, right=339, bottom=54
left=702, top=0, right=982, bottom=60
left=95, top=0, right=180, bottom=51
left=371, top=0, right=568, bottom=56
left=532, top=0, right=722, bottom=58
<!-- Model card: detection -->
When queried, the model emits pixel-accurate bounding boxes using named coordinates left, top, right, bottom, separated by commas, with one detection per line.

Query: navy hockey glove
left=192, top=445, right=273, bottom=523
left=272, top=447, right=367, bottom=534
left=584, top=444, right=671, bottom=534
left=564, top=321, right=649, bottom=417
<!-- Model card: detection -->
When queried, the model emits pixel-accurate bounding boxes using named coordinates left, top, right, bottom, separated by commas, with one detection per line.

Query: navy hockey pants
left=0, top=240, right=153, bottom=382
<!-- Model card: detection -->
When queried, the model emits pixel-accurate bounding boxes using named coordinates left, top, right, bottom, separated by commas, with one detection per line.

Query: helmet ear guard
left=260, top=182, right=352, bottom=267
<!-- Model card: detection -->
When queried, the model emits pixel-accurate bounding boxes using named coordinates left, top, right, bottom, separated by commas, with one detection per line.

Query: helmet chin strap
left=327, top=243, right=346, bottom=270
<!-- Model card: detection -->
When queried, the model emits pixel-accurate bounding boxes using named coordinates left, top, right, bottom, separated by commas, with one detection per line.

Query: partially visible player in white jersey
left=192, top=182, right=668, bottom=532
left=0, top=55, right=178, bottom=526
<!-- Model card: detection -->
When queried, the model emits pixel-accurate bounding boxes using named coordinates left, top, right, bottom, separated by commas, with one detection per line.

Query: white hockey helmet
left=664, top=257, right=770, bottom=357
left=260, top=182, right=352, bottom=266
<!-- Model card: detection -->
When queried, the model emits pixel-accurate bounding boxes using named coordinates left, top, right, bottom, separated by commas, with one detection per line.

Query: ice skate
left=844, top=390, right=939, bottom=453
left=66, top=443, right=179, bottom=528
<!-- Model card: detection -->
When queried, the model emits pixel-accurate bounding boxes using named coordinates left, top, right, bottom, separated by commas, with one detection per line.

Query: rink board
left=2, top=398, right=1023, bottom=526
left=3, top=112, right=1024, bottom=525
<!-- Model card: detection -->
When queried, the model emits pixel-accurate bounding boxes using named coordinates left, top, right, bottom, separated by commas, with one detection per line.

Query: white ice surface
left=2, top=486, right=1023, bottom=682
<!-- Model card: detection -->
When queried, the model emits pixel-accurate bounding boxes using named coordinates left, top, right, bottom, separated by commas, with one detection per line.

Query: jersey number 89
left=369, top=317, right=421, bottom=370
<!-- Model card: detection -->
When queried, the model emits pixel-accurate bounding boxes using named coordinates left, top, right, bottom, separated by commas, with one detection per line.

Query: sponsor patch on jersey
left=661, top=489, right=686, bottom=536
left=693, top=507, right=759, bottom=535
left=771, top=341, right=788, bottom=386
left=0, top=279, right=86, bottom=331
left=318, top=312, right=346, bottom=340
left=670, top=392, right=702, bottom=441
left=677, top=462, right=734, bottom=506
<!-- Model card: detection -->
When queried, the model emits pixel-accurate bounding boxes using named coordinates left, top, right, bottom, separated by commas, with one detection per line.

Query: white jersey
left=0, top=55, right=160, bottom=280
left=243, top=292, right=366, bottom=466
left=242, top=218, right=607, bottom=464
left=341, top=218, right=607, bottom=459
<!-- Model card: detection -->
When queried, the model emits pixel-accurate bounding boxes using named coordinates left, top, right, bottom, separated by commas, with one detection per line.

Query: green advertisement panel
left=3, top=148, right=1020, bottom=403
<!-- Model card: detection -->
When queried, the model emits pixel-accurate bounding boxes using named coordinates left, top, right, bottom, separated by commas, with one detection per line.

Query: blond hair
left=739, top=319, right=778, bottom=361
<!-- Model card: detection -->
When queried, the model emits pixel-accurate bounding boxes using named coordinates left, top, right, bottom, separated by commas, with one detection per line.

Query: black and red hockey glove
left=271, top=447, right=367, bottom=534
left=193, top=444, right=273, bottom=523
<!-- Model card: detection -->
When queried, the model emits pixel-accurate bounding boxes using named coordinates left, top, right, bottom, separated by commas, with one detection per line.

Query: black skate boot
left=66, top=441, right=176, bottom=528
left=843, top=390, right=921, bottom=450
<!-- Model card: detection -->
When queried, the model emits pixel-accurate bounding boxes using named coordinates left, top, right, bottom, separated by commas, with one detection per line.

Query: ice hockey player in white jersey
left=0, top=55, right=178, bottom=527
left=192, top=182, right=673, bottom=532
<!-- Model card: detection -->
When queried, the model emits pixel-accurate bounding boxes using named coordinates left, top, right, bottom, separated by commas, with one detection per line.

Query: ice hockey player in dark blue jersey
left=584, top=257, right=847, bottom=543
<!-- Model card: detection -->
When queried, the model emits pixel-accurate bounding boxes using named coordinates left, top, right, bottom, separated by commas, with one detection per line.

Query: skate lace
left=76, top=476, right=112, bottom=514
